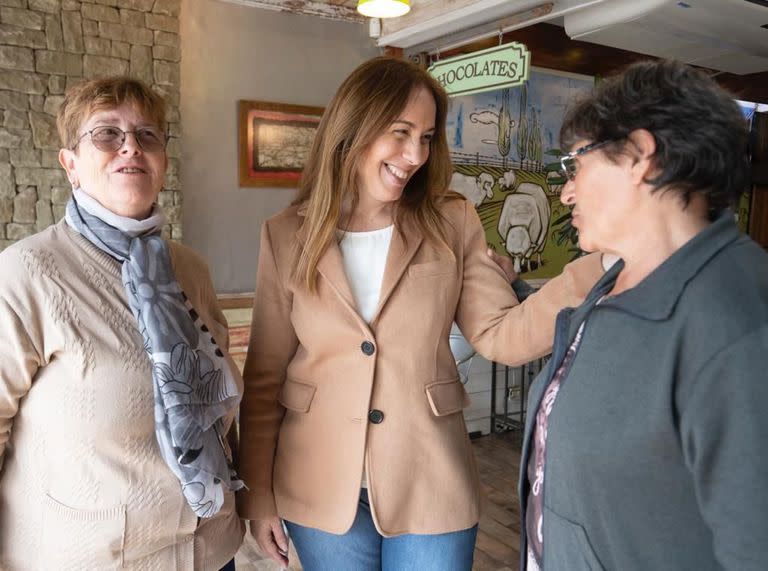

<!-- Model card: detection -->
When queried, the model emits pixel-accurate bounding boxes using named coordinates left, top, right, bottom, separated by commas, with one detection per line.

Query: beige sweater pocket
left=41, top=493, right=126, bottom=569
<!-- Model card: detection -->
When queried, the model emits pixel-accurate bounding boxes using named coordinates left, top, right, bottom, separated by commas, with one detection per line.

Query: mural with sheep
left=446, top=68, right=594, bottom=279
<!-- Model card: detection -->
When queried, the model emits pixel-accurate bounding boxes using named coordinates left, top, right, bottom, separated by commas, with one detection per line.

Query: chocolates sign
left=429, top=42, right=531, bottom=97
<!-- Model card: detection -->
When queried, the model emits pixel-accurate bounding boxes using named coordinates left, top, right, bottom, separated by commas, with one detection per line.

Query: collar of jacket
left=585, top=209, right=740, bottom=322
left=292, top=200, right=426, bottom=328
left=295, top=201, right=309, bottom=243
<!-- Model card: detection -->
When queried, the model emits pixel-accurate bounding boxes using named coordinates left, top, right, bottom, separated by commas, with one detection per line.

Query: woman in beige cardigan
left=238, top=57, right=603, bottom=570
left=0, top=77, right=243, bottom=570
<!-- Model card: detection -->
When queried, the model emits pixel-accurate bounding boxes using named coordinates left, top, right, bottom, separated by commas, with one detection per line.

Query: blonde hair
left=57, top=76, right=166, bottom=150
left=294, top=56, right=455, bottom=292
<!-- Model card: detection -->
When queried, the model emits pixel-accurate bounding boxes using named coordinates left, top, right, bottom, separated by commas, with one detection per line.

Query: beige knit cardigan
left=0, top=220, right=244, bottom=571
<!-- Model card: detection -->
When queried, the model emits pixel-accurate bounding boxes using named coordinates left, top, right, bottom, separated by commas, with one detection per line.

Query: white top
left=337, top=225, right=393, bottom=323
left=602, top=253, right=621, bottom=271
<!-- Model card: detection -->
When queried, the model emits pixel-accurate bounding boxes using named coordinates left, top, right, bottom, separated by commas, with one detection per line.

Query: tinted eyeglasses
left=72, top=125, right=167, bottom=153
left=559, top=140, right=613, bottom=181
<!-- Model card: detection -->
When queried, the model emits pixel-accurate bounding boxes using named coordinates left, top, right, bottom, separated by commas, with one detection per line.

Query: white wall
left=180, top=0, right=379, bottom=292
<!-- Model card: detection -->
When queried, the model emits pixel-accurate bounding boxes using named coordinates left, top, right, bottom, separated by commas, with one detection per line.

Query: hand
left=487, top=247, right=518, bottom=283
left=250, top=517, right=289, bottom=567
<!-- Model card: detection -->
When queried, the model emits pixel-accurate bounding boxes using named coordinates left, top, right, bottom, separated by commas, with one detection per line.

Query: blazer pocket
left=425, top=378, right=471, bottom=416
left=278, top=378, right=317, bottom=413
left=41, top=493, right=126, bottom=567
left=409, top=260, right=456, bottom=278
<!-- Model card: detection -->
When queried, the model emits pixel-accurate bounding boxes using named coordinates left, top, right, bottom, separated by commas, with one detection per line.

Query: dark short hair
left=560, top=59, right=749, bottom=214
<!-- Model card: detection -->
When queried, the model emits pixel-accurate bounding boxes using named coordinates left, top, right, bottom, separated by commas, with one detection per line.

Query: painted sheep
left=496, top=170, right=517, bottom=192
left=497, top=182, right=551, bottom=272
left=450, top=172, right=494, bottom=207
left=497, top=194, right=540, bottom=273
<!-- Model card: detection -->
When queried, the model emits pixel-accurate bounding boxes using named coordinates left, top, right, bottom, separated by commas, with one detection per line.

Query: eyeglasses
left=72, top=125, right=167, bottom=153
left=559, top=140, right=613, bottom=181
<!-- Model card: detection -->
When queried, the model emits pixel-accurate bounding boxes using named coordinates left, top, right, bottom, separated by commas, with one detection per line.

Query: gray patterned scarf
left=66, top=188, right=244, bottom=518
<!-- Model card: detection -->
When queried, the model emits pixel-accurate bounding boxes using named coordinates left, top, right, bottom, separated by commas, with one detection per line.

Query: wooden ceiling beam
left=381, top=0, right=486, bottom=35
left=220, top=0, right=364, bottom=23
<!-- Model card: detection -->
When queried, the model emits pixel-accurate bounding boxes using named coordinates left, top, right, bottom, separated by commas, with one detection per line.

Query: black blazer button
left=361, top=341, right=375, bottom=356
left=368, top=409, right=384, bottom=424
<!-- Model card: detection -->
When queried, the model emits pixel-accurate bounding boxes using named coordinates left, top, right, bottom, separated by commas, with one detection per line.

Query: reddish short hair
left=57, top=76, right=167, bottom=149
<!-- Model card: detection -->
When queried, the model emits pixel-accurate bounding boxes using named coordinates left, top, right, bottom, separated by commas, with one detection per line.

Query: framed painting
left=238, top=100, right=324, bottom=187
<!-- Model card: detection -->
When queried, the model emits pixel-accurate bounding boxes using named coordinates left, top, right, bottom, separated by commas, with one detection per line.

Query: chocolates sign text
left=428, top=43, right=530, bottom=97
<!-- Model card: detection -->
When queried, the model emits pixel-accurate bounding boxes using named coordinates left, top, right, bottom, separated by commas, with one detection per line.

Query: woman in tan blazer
left=237, top=56, right=603, bottom=571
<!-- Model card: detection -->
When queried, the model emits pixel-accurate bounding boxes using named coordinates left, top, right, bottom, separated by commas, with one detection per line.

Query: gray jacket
left=519, top=212, right=768, bottom=571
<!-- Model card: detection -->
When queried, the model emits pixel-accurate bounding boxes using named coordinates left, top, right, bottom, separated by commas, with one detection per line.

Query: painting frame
left=238, top=100, right=324, bottom=188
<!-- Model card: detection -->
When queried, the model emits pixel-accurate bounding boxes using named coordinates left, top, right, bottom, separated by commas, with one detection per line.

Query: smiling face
left=355, top=86, right=436, bottom=209
left=559, top=139, right=637, bottom=254
left=58, top=103, right=167, bottom=220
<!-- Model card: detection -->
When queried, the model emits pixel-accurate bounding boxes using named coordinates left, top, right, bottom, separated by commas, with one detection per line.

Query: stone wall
left=0, top=0, right=181, bottom=251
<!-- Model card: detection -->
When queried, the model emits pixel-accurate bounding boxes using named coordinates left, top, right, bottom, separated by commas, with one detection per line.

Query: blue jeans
left=285, top=489, right=477, bottom=571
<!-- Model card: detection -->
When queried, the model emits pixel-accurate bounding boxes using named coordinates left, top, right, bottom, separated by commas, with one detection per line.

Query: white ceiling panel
left=564, top=0, right=768, bottom=74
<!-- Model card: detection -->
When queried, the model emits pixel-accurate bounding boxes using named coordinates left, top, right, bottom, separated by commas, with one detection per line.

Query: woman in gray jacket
left=520, top=59, right=768, bottom=571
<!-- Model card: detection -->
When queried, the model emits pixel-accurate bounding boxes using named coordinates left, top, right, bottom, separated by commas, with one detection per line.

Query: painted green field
left=453, top=164, right=576, bottom=279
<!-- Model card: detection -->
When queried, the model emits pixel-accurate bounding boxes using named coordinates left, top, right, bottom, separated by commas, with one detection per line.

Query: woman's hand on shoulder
left=249, top=516, right=289, bottom=567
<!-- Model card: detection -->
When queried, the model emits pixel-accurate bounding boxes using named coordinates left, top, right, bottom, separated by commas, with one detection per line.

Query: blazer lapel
left=316, top=240, right=357, bottom=314
left=370, top=217, right=423, bottom=325
left=295, top=209, right=370, bottom=334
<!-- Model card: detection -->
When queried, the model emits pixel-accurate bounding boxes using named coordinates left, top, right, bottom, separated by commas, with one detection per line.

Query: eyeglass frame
left=70, top=125, right=168, bottom=153
left=559, top=139, right=614, bottom=181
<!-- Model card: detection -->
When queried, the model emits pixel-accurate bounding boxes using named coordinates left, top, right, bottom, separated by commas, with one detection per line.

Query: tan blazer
left=237, top=197, right=602, bottom=536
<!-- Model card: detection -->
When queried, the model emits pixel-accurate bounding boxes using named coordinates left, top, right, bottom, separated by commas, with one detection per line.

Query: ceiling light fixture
left=357, top=0, right=411, bottom=19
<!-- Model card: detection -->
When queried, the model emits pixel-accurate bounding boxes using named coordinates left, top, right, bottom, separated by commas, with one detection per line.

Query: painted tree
left=497, top=88, right=512, bottom=166
left=528, top=108, right=543, bottom=168
left=516, top=84, right=529, bottom=167
left=454, top=103, right=464, bottom=148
